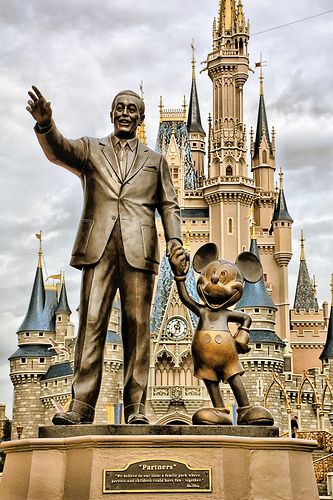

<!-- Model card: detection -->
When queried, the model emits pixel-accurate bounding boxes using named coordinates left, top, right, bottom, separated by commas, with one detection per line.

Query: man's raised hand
left=26, top=85, right=52, bottom=126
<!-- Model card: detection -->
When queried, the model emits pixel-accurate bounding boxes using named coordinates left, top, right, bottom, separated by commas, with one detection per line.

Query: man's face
left=111, top=94, right=143, bottom=139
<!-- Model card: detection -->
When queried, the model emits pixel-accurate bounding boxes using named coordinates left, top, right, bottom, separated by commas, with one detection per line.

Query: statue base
left=0, top=426, right=318, bottom=500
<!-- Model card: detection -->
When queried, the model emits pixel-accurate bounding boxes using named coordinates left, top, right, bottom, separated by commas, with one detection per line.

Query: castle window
left=226, top=166, right=233, bottom=176
left=193, top=142, right=197, bottom=147
left=54, top=380, right=58, bottom=386
left=21, top=358, right=27, bottom=364
left=254, top=308, right=260, bottom=313
left=25, top=332, right=30, bottom=337
left=39, top=332, right=44, bottom=337
left=228, top=218, right=233, bottom=234
left=64, top=378, right=68, bottom=384
left=39, top=358, right=45, bottom=364
left=255, top=344, right=262, bottom=350
left=57, top=316, right=62, bottom=322
left=262, top=150, right=267, bottom=163
left=112, top=345, right=118, bottom=351
left=281, top=222, right=285, bottom=227
left=45, top=382, right=48, bottom=388
left=274, top=345, right=280, bottom=351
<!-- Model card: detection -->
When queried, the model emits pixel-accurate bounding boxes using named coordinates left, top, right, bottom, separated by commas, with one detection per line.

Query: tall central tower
left=203, top=0, right=254, bottom=259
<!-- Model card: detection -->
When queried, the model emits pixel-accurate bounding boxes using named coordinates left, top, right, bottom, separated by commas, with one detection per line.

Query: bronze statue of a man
left=27, top=85, right=185, bottom=425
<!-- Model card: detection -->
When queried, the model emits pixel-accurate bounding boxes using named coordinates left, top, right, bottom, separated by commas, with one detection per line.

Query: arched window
left=226, top=166, right=233, bottom=176
left=262, top=150, right=267, bottom=163
left=228, top=218, right=233, bottom=234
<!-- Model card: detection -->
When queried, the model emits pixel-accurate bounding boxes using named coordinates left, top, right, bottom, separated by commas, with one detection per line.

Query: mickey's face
left=197, top=259, right=244, bottom=309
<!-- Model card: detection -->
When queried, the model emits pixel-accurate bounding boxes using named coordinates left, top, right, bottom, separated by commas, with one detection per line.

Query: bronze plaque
left=103, top=459, right=212, bottom=494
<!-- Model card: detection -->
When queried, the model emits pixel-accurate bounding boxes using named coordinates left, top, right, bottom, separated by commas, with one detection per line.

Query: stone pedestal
left=0, top=427, right=318, bottom=500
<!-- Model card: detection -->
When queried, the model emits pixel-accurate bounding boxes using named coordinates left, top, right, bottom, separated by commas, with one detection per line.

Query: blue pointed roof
left=271, top=188, right=293, bottom=223
left=56, top=283, right=72, bottom=314
left=150, top=253, right=199, bottom=334
left=320, top=306, right=333, bottom=360
left=187, top=73, right=205, bottom=135
left=17, top=265, right=52, bottom=333
left=253, top=91, right=273, bottom=159
left=236, top=238, right=277, bottom=310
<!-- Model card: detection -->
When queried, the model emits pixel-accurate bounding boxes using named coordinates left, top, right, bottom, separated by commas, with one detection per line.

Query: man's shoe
left=52, top=410, right=92, bottom=425
left=237, top=405, right=274, bottom=426
left=127, top=413, right=149, bottom=425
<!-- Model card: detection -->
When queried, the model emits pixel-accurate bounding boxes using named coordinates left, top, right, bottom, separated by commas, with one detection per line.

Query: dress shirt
left=111, top=135, right=138, bottom=180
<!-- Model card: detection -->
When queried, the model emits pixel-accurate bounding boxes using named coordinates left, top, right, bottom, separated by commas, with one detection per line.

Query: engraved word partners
left=103, top=459, right=212, bottom=494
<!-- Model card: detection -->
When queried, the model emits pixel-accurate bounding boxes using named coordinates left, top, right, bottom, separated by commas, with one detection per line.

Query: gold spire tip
left=300, top=230, right=305, bottom=261
left=191, top=38, right=196, bottom=80
left=279, top=168, right=284, bottom=190
left=35, top=230, right=43, bottom=268
left=139, top=81, right=144, bottom=101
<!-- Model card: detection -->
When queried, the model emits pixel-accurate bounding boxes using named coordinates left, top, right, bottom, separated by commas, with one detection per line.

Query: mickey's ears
left=235, top=252, right=263, bottom=283
left=193, top=243, right=219, bottom=273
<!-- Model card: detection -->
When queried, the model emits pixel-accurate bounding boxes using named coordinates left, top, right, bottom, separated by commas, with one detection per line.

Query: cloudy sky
left=1, top=0, right=333, bottom=416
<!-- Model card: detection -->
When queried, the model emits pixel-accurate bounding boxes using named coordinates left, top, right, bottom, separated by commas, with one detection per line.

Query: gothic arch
left=155, top=412, right=191, bottom=426
left=322, top=377, right=333, bottom=410
left=264, top=372, right=291, bottom=412
left=296, top=371, right=320, bottom=407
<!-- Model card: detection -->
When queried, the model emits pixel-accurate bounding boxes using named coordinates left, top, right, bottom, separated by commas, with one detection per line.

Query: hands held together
left=167, top=239, right=190, bottom=279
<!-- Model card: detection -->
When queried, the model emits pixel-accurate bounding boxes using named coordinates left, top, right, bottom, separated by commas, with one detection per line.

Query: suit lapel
left=123, top=142, right=149, bottom=184
left=99, top=136, right=122, bottom=183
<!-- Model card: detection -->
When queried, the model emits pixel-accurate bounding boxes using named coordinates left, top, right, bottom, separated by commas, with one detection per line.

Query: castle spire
left=137, top=81, right=147, bottom=145
left=320, top=275, right=333, bottom=361
left=253, top=59, right=273, bottom=160
left=219, top=0, right=237, bottom=32
left=56, top=275, right=72, bottom=315
left=293, top=231, right=319, bottom=311
left=271, top=169, right=293, bottom=224
left=187, top=40, right=204, bottom=135
left=17, top=234, right=46, bottom=333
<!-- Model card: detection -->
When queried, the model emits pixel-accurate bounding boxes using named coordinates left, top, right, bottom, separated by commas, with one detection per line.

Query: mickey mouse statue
left=169, top=242, right=274, bottom=426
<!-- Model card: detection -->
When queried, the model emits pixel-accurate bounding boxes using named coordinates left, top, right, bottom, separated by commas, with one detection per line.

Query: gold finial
left=300, top=230, right=306, bottom=261
left=312, top=275, right=317, bottom=298
left=35, top=230, right=43, bottom=268
left=191, top=39, right=196, bottom=80
left=237, top=0, right=244, bottom=26
left=331, top=274, right=333, bottom=304
left=139, top=81, right=144, bottom=100
left=251, top=221, right=256, bottom=240
left=159, top=96, right=163, bottom=121
left=137, top=82, right=147, bottom=144
left=279, top=167, right=284, bottom=191
left=256, top=54, right=267, bottom=96
left=183, top=95, right=187, bottom=121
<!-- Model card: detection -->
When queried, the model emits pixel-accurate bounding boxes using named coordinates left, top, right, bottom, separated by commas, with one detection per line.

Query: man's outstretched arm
left=26, top=85, right=87, bottom=176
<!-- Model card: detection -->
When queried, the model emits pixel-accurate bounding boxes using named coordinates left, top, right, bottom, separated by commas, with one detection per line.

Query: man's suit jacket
left=35, top=121, right=181, bottom=274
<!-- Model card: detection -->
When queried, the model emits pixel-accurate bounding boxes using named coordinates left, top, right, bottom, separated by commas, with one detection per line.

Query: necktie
left=118, top=142, right=128, bottom=180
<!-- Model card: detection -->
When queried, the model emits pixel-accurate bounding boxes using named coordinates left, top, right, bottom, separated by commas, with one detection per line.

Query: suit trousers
left=70, top=219, right=155, bottom=422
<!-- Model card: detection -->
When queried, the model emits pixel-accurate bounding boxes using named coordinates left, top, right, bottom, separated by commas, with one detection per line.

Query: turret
left=9, top=233, right=57, bottom=438
left=251, top=69, right=276, bottom=232
left=271, top=169, right=293, bottom=267
left=55, top=276, right=72, bottom=344
left=320, top=276, right=333, bottom=377
left=293, top=231, right=319, bottom=312
left=187, top=41, right=206, bottom=180
left=203, top=0, right=254, bottom=260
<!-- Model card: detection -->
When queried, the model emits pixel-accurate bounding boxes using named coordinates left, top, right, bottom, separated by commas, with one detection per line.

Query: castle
left=7, top=0, right=333, bottom=439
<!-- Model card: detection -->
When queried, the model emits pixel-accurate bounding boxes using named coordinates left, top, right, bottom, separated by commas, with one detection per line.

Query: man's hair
left=111, top=90, right=145, bottom=117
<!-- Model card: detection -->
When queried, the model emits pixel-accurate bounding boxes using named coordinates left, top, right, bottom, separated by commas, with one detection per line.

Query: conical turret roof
left=56, top=282, right=72, bottom=314
left=293, top=232, right=318, bottom=311
left=321, top=301, right=333, bottom=360
left=187, top=45, right=205, bottom=135
left=253, top=83, right=273, bottom=159
left=236, top=238, right=277, bottom=310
